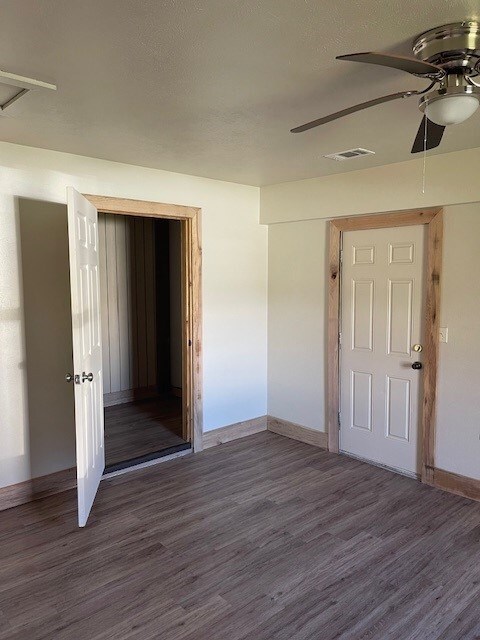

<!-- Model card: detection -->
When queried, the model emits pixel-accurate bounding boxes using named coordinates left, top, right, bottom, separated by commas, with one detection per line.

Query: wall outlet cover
left=439, top=327, right=448, bottom=343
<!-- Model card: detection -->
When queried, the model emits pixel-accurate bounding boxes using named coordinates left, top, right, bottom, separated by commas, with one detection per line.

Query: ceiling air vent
left=324, top=148, right=375, bottom=161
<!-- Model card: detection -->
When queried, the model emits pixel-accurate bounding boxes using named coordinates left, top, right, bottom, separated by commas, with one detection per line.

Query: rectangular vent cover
left=324, top=148, right=375, bottom=161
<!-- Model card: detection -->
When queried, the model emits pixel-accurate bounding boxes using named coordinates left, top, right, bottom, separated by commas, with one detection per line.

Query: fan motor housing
left=413, top=21, right=480, bottom=73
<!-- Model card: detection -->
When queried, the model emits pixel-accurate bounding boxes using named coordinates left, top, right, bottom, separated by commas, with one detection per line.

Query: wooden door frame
left=327, top=208, right=443, bottom=484
left=84, top=194, right=203, bottom=452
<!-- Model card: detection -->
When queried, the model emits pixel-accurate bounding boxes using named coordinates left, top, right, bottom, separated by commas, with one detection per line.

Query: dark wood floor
left=104, top=395, right=185, bottom=466
left=1, top=432, right=479, bottom=640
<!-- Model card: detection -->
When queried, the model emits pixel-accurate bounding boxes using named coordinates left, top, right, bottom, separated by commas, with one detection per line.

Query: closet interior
left=98, top=213, right=188, bottom=470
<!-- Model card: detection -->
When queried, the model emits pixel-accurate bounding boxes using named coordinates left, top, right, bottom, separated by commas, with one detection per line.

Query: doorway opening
left=98, top=213, right=190, bottom=471
left=67, top=190, right=202, bottom=526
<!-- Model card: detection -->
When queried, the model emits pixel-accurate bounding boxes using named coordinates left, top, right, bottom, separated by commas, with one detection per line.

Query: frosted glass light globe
left=424, top=94, right=479, bottom=126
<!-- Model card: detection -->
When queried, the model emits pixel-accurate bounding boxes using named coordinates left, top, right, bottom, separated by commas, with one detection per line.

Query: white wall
left=0, top=142, right=267, bottom=488
left=265, top=151, right=480, bottom=480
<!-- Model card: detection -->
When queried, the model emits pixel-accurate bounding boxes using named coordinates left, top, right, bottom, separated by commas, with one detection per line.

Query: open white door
left=67, top=187, right=105, bottom=527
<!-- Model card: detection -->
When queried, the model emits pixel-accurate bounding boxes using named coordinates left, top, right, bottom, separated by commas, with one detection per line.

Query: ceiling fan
left=291, top=21, right=480, bottom=153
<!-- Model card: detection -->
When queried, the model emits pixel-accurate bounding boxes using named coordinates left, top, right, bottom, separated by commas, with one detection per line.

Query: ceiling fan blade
left=411, top=116, right=445, bottom=153
left=337, top=52, right=444, bottom=77
left=291, top=90, right=416, bottom=133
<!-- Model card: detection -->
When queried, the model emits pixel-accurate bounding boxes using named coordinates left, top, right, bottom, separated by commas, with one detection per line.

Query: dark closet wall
left=98, top=214, right=157, bottom=404
left=154, top=220, right=171, bottom=393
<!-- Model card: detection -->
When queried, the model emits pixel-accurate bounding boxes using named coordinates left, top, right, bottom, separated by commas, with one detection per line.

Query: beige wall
left=98, top=213, right=157, bottom=398
left=435, top=205, right=480, bottom=478
left=0, top=142, right=267, bottom=489
left=261, top=147, right=480, bottom=225
left=265, top=152, right=480, bottom=480
left=268, top=219, right=327, bottom=430
left=17, top=199, right=76, bottom=479
left=3, top=140, right=478, bottom=489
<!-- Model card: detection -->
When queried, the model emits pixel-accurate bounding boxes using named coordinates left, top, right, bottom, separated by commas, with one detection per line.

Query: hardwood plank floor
left=104, top=395, right=185, bottom=466
left=0, top=432, right=479, bottom=639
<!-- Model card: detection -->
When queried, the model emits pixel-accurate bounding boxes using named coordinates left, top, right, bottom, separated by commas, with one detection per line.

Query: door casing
left=84, top=194, right=203, bottom=452
left=327, top=208, right=443, bottom=485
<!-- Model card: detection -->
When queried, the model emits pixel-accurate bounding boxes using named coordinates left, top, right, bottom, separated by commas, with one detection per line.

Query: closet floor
left=104, top=395, right=185, bottom=467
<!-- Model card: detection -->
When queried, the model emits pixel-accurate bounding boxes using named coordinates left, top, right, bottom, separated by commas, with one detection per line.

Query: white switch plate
left=439, top=327, right=448, bottom=343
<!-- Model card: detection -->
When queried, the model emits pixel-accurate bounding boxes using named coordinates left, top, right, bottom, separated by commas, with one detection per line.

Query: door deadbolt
left=412, top=344, right=423, bottom=352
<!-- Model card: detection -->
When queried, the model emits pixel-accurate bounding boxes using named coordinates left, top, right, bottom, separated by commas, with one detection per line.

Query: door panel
left=352, top=280, right=374, bottom=350
left=351, top=371, right=372, bottom=430
left=340, top=225, right=425, bottom=475
left=386, top=376, right=410, bottom=441
left=387, top=279, right=412, bottom=355
left=67, top=188, right=104, bottom=527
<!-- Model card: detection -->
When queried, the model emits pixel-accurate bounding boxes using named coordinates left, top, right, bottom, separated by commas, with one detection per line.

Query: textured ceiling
left=1, top=0, right=479, bottom=186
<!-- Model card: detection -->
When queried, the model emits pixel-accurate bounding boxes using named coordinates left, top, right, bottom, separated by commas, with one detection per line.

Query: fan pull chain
left=422, top=103, right=428, bottom=194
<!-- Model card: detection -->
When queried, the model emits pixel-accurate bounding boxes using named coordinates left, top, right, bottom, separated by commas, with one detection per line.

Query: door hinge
left=339, top=249, right=343, bottom=263
left=338, top=412, right=341, bottom=428
left=338, top=332, right=342, bottom=346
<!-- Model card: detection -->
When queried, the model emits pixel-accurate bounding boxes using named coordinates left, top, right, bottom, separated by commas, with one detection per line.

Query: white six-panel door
left=67, top=188, right=105, bottom=527
left=339, top=225, right=425, bottom=475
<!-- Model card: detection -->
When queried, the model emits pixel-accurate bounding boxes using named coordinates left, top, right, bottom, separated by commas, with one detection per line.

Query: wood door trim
left=328, top=222, right=341, bottom=453
left=327, top=208, right=443, bottom=486
left=84, top=194, right=199, bottom=220
left=331, top=209, right=440, bottom=231
left=421, top=212, right=443, bottom=482
left=84, top=194, right=203, bottom=452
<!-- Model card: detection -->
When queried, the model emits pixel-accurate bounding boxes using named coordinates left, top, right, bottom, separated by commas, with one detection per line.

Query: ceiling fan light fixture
left=420, top=90, right=480, bottom=126
left=292, top=20, right=480, bottom=154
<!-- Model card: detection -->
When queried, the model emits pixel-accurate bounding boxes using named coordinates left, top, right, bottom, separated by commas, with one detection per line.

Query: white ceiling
left=1, top=0, right=479, bottom=186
